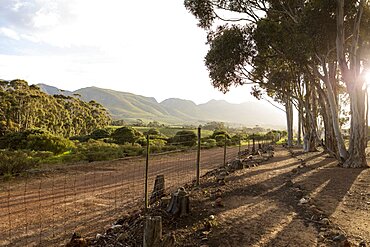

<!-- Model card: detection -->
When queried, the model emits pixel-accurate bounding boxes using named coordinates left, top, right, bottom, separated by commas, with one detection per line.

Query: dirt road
left=166, top=147, right=369, bottom=247
left=0, top=146, right=240, bottom=246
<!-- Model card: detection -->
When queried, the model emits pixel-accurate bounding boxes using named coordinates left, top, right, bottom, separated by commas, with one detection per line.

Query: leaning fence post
left=144, top=134, right=150, bottom=210
left=223, top=135, right=227, bottom=166
left=196, top=126, right=201, bottom=186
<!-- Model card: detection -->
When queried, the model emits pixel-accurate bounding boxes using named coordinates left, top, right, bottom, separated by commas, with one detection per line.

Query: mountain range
left=37, top=84, right=286, bottom=128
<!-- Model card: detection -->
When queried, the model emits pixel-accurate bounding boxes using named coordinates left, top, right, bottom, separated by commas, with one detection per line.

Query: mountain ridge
left=37, top=84, right=286, bottom=128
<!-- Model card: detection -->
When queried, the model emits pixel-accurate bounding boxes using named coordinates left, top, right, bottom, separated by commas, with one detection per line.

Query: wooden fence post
left=223, top=135, right=227, bottom=166
left=144, top=134, right=150, bottom=210
left=196, top=126, right=201, bottom=186
left=238, top=134, right=241, bottom=159
left=143, top=216, right=162, bottom=247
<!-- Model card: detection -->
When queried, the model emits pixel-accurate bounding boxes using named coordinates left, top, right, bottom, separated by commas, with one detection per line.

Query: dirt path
left=166, top=147, right=369, bottom=247
left=0, top=146, right=239, bottom=246
left=98, top=148, right=370, bottom=247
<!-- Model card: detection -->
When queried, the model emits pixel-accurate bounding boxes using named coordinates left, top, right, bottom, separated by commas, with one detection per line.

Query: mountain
left=37, top=84, right=286, bottom=128
left=37, top=84, right=73, bottom=96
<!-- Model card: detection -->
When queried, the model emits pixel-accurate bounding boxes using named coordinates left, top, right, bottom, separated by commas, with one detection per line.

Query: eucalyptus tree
left=0, top=80, right=112, bottom=137
left=335, top=0, right=370, bottom=167
left=185, top=0, right=370, bottom=167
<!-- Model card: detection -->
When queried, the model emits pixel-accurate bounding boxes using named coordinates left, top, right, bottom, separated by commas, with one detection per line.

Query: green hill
left=38, top=84, right=286, bottom=128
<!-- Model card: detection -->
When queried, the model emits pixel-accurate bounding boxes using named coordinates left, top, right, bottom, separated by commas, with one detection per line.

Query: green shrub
left=70, top=135, right=90, bottom=142
left=112, top=127, right=142, bottom=145
left=74, top=140, right=143, bottom=162
left=170, top=130, right=197, bottom=147
left=0, top=150, right=38, bottom=176
left=90, top=129, right=110, bottom=140
left=0, top=129, right=75, bottom=154
left=202, top=138, right=217, bottom=149
left=26, top=132, right=75, bottom=154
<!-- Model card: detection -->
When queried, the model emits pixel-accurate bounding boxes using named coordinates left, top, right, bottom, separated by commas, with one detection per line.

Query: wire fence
left=0, top=128, right=272, bottom=246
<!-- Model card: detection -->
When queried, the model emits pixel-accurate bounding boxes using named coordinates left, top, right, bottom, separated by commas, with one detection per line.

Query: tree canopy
left=185, top=0, right=370, bottom=168
left=0, top=79, right=111, bottom=137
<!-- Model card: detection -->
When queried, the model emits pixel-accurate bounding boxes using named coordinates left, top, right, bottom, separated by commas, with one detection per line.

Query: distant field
left=132, top=126, right=213, bottom=137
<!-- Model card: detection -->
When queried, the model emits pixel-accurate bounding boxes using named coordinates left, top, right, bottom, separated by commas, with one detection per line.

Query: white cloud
left=0, top=27, right=20, bottom=40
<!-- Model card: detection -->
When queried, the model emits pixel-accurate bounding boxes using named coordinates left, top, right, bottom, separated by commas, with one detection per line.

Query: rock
left=230, top=159, right=243, bottom=170
left=209, top=215, right=215, bottom=220
left=162, top=233, right=176, bottom=247
left=320, top=218, right=330, bottom=225
left=291, top=168, right=298, bottom=174
left=285, top=180, right=294, bottom=187
left=161, top=196, right=172, bottom=207
left=333, top=234, right=346, bottom=242
left=299, top=198, right=309, bottom=205
left=359, top=240, right=367, bottom=247
left=215, top=197, right=224, bottom=207
left=66, top=233, right=88, bottom=247
left=116, top=232, right=129, bottom=242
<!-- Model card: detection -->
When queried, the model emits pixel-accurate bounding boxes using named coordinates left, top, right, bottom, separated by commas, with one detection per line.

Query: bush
left=112, top=127, right=142, bottom=145
left=202, top=138, right=217, bottom=149
left=149, top=139, right=167, bottom=153
left=0, top=150, right=38, bottom=176
left=74, top=140, right=144, bottom=162
left=70, top=135, right=91, bottom=142
left=0, top=129, right=75, bottom=154
left=210, top=130, right=230, bottom=139
left=26, top=132, right=75, bottom=154
left=90, top=129, right=110, bottom=140
left=170, top=130, right=197, bottom=147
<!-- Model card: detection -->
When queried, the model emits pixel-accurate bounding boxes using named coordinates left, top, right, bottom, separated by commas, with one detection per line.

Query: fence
left=0, top=128, right=270, bottom=246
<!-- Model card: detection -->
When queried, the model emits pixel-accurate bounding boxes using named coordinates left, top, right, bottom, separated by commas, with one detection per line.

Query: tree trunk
left=324, top=70, right=348, bottom=160
left=344, top=87, right=368, bottom=167
left=297, top=105, right=302, bottom=146
left=285, top=98, right=294, bottom=147
left=336, top=0, right=367, bottom=167
left=317, top=86, right=338, bottom=157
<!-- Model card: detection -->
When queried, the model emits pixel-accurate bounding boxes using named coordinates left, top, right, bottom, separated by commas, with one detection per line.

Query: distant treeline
left=0, top=79, right=111, bottom=137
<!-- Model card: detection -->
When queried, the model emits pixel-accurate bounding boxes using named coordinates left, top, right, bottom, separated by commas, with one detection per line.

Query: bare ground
left=91, top=147, right=370, bottom=247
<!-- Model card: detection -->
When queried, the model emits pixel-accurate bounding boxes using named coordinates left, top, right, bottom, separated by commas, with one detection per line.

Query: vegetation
left=0, top=80, right=111, bottom=137
left=185, top=0, right=370, bottom=168
left=0, top=82, right=280, bottom=177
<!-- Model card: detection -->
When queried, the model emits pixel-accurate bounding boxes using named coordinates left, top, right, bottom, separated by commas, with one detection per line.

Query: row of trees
left=0, top=80, right=111, bottom=137
left=185, top=0, right=370, bottom=167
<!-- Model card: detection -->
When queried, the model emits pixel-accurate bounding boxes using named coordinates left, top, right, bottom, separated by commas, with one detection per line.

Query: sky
left=0, top=0, right=263, bottom=105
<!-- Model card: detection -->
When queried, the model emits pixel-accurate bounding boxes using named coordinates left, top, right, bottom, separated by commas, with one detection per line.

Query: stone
left=285, top=180, right=294, bottom=187
left=215, top=197, right=224, bottom=207
left=117, top=232, right=129, bottom=242
left=291, top=168, right=298, bottom=174
left=359, top=240, right=367, bottom=247
left=299, top=198, right=309, bottom=205
left=320, top=218, right=330, bottom=225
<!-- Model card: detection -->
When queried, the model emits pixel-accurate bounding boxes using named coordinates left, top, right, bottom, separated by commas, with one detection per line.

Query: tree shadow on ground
left=193, top=149, right=365, bottom=247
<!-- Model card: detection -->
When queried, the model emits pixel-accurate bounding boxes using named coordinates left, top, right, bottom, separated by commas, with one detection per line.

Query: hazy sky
left=0, top=0, right=263, bottom=105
